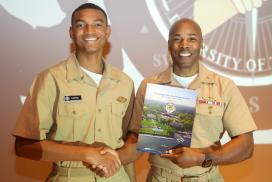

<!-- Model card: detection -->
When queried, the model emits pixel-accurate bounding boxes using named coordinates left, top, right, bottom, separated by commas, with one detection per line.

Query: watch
left=202, top=154, right=213, bottom=168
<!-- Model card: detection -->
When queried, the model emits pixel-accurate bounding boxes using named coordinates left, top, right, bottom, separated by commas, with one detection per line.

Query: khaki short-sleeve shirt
left=129, top=63, right=257, bottom=176
left=13, top=54, right=135, bottom=169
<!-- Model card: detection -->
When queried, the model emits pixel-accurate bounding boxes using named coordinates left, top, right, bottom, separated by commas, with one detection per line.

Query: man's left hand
left=161, top=147, right=204, bottom=168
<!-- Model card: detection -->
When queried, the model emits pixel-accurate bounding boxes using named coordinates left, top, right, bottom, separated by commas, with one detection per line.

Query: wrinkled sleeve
left=222, top=80, right=257, bottom=137
left=128, top=80, right=148, bottom=133
left=122, top=81, right=135, bottom=138
left=12, top=71, right=57, bottom=140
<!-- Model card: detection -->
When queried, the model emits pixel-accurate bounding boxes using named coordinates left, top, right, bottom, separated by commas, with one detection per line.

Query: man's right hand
left=84, top=147, right=121, bottom=178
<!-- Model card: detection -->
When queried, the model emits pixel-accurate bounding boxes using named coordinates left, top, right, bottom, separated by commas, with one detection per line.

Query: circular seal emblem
left=145, top=0, right=272, bottom=86
left=165, top=103, right=176, bottom=113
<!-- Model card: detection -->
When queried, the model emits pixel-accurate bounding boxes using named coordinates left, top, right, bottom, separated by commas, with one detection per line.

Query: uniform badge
left=116, top=96, right=127, bottom=103
left=198, top=97, right=224, bottom=106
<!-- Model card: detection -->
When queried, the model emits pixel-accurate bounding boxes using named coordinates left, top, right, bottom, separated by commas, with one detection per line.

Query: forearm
left=15, top=137, right=99, bottom=163
left=208, top=132, right=254, bottom=165
left=39, top=140, right=91, bottom=162
left=161, top=132, right=254, bottom=168
left=117, top=132, right=143, bottom=165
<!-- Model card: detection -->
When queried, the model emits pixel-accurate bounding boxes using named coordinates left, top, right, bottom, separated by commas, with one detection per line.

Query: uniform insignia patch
left=116, top=96, right=127, bottom=103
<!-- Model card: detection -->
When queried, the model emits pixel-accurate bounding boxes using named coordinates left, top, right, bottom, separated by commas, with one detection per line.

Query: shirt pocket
left=196, top=103, right=224, bottom=117
left=193, top=103, right=224, bottom=142
left=56, top=102, right=90, bottom=141
left=110, top=102, right=127, bottom=141
left=111, top=102, right=126, bottom=118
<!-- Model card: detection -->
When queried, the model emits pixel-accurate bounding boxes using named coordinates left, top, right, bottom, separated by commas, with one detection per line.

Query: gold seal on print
left=165, top=103, right=176, bottom=113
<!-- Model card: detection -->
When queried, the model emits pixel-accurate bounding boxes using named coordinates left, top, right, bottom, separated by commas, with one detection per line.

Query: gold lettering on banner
left=201, top=44, right=271, bottom=72
left=249, top=96, right=260, bottom=113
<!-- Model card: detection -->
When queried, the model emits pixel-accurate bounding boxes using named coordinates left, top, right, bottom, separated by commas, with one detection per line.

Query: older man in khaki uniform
left=128, top=18, right=257, bottom=182
left=12, top=3, right=135, bottom=182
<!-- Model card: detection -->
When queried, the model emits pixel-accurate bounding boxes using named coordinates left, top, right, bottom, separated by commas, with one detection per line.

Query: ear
left=167, top=50, right=173, bottom=65
left=167, top=39, right=171, bottom=49
left=69, top=26, right=74, bottom=40
left=106, top=25, right=112, bottom=38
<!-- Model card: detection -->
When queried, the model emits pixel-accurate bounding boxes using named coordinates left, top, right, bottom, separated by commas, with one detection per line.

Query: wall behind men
left=0, top=0, right=271, bottom=181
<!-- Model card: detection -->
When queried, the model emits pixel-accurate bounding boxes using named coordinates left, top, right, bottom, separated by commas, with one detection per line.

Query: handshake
left=82, top=142, right=122, bottom=178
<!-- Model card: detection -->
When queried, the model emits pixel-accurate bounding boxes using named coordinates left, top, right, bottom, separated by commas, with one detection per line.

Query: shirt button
left=72, top=110, right=76, bottom=115
left=98, top=129, right=102, bottom=132
left=98, top=109, right=101, bottom=112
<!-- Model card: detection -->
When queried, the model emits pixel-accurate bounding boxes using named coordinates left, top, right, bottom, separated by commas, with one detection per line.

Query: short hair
left=71, top=3, right=108, bottom=25
left=169, top=18, right=202, bottom=39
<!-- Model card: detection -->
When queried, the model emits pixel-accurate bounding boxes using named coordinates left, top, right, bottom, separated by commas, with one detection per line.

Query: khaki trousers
left=46, top=165, right=130, bottom=182
left=146, top=166, right=224, bottom=182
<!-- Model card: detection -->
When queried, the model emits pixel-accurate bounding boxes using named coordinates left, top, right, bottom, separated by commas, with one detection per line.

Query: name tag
left=64, top=95, right=82, bottom=102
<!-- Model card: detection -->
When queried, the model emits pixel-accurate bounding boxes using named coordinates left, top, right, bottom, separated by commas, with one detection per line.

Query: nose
left=180, top=39, right=189, bottom=49
left=85, top=24, right=95, bottom=33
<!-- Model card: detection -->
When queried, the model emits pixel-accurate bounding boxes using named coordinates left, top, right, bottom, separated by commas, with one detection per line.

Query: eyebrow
left=93, top=19, right=106, bottom=23
left=188, top=33, right=198, bottom=36
left=74, top=18, right=106, bottom=24
left=171, top=33, right=198, bottom=37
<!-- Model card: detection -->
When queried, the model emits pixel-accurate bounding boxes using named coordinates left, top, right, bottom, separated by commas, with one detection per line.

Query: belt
left=151, top=166, right=215, bottom=182
left=54, top=166, right=95, bottom=177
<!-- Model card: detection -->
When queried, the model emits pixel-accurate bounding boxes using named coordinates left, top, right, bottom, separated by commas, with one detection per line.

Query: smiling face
left=168, top=19, right=202, bottom=74
left=69, top=8, right=111, bottom=55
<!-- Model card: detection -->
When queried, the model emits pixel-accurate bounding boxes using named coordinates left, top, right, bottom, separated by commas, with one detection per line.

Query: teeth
left=179, top=52, right=191, bottom=57
left=85, top=37, right=97, bottom=41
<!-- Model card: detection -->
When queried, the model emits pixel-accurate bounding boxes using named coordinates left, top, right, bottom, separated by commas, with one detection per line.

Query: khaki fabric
left=124, top=162, right=136, bottom=182
left=12, top=54, right=135, bottom=181
left=129, top=63, right=257, bottom=177
left=46, top=166, right=130, bottom=182
left=46, top=167, right=130, bottom=182
left=147, top=166, right=224, bottom=182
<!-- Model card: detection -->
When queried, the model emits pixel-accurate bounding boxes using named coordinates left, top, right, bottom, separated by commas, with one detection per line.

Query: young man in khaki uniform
left=12, top=3, right=135, bottom=182
left=127, top=18, right=257, bottom=181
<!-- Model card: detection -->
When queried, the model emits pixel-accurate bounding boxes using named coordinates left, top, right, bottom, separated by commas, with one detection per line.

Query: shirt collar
left=154, top=62, right=216, bottom=87
left=66, top=53, right=121, bottom=82
left=198, top=63, right=216, bottom=84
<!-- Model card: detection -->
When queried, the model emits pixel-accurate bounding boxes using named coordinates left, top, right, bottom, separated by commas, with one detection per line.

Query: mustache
left=179, top=48, right=190, bottom=52
left=176, top=48, right=191, bottom=55
left=83, top=33, right=98, bottom=38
